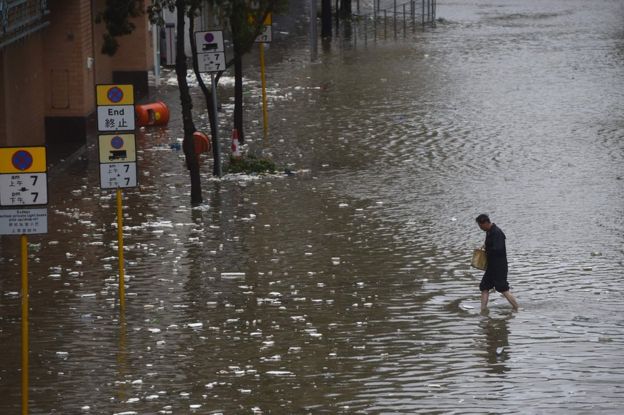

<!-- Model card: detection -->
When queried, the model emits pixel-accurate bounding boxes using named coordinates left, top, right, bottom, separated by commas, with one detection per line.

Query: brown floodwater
left=1, top=0, right=623, bottom=413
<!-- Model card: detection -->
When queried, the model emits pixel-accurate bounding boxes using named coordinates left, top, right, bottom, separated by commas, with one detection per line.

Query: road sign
left=96, top=84, right=135, bottom=106
left=195, top=31, right=226, bottom=74
left=0, top=173, right=48, bottom=206
left=100, top=162, right=137, bottom=189
left=0, top=208, right=48, bottom=235
left=0, top=147, right=46, bottom=173
left=252, top=13, right=272, bottom=43
left=195, top=31, right=225, bottom=53
left=255, top=25, right=272, bottom=43
left=98, top=134, right=136, bottom=163
left=97, top=105, right=136, bottom=132
left=198, top=52, right=226, bottom=72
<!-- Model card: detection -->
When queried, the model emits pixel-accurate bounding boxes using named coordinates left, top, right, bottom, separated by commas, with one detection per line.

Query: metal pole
left=211, top=74, right=222, bottom=177
left=374, top=6, right=377, bottom=42
left=364, top=13, right=368, bottom=46
left=310, top=0, right=318, bottom=61
left=259, top=43, right=269, bottom=138
left=384, top=9, right=387, bottom=39
left=116, top=188, right=125, bottom=311
left=152, top=23, right=160, bottom=86
left=394, top=0, right=397, bottom=39
left=403, top=4, right=406, bottom=37
left=21, top=235, right=28, bottom=415
left=411, top=0, right=415, bottom=33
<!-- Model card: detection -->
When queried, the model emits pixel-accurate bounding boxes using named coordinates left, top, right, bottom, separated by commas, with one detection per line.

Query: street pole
left=211, top=74, right=222, bottom=177
left=116, top=188, right=125, bottom=311
left=310, top=0, right=318, bottom=61
left=21, top=235, right=28, bottom=415
left=259, top=43, right=269, bottom=139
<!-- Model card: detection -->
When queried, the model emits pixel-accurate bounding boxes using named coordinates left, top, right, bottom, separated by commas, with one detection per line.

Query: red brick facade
left=0, top=0, right=154, bottom=158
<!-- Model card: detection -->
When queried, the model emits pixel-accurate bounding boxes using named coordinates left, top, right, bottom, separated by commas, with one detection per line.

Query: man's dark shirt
left=484, top=224, right=508, bottom=277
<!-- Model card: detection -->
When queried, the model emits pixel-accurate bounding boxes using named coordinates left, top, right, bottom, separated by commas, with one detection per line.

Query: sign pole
left=116, top=188, right=125, bottom=310
left=211, top=74, right=222, bottom=177
left=259, top=43, right=269, bottom=138
left=21, top=234, right=29, bottom=415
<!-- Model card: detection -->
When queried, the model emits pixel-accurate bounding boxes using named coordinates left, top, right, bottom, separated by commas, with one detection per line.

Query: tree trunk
left=188, top=10, right=220, bottom=176
left=321, top=0, right=332, bottom=39
left=233, top=52, right=244, bottom=144
left=175, top=1, right=202, bottom=204
left=339, top=0, right=352, bottom=19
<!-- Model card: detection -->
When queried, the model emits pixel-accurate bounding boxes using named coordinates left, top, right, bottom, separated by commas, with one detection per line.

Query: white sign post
left=194, top=30, right=226, bottom=176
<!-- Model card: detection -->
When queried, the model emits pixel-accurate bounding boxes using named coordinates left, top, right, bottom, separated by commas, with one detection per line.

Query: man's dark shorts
left=480, top=268, right=510, bottom=293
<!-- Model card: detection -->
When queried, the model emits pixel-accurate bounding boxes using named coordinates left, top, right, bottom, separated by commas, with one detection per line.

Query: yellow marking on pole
left=116, top=188, right=125, bottom=310
left=0, top=146, right=47, bottom=174
left=21, top=234, right=29, bottom=415
left=96, top=84, right=134, bottom=106
left=259, top=43, right=269, bottom=138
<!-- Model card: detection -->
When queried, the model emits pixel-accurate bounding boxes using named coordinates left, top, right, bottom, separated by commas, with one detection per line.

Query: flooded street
left=2, top=0, right=624, bottom=413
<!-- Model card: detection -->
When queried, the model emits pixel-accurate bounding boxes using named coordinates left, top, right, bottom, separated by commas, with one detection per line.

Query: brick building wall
left=43, top=0, right=95, bottom=117
left=0, top=35, right=46, bottom=146
left=93, top=0, right=154, bottom=99
left=0, top=0, right=154, bottom=158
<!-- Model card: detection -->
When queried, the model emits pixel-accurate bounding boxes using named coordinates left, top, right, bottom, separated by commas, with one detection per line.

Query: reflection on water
left=1, top=0, right=624, bottom=413
left=481, top=314, right=510, bottom=374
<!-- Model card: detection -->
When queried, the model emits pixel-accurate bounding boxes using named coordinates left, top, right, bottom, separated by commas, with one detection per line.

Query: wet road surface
left=1, top=0, right=623, bottom=413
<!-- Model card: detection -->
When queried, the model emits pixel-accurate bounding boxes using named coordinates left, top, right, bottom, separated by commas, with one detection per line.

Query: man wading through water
left=476, top=214, right=519, bottom=311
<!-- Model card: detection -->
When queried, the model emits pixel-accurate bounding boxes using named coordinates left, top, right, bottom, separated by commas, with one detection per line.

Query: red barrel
left=193, top=131, right=211, bottom=155
left=135, top=101, right=170, bottom=126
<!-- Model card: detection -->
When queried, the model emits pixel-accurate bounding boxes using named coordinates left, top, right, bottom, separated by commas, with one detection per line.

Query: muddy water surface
left=1, top=0, right=623, bottom=413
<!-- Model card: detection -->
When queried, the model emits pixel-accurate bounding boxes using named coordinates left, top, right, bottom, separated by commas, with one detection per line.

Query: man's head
left=476, top=214, right=492, bottom=231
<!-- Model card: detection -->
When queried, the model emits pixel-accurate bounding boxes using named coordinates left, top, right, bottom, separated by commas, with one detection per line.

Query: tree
left=219, top=1, right=282, bottom=144
left=96, top=0, right=143, bottom=56
left=149, top=0, right=204, bottom=204
left=320, top=0, right=333, bottom=39
left=339, top=0, right=351, bottom=19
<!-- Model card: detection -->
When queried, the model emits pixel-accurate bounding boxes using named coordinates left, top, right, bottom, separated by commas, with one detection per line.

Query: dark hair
left=476, top=214, right=490, bottom=224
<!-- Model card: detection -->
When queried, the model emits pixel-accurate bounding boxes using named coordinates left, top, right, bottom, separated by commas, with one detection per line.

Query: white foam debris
left=113, top=412, right=137, bottom=415
left=148, top=328, right=161, bottom=333
left=338, top=203, right=349, bottom=208
left=221, top=272, right=245, bottom=279
left=145, top=394, right=159, bottom=401
left=126, top=397, right=140, bottom=403
left=187, top=322, right=203, bottom=329
left=331, top=257, right=340, bottom=265
left=131, top=379, right=143, bottom=385
left=190, top=404, right=202, bottom=410
left=81, top=293, right=96, bottom=298
left=81, top=406, right=90, bottom=412
left=266, top=370, right=295, bottom=377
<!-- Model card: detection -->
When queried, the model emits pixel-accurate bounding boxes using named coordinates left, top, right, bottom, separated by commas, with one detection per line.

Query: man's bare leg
left=481, top=290, right=490, bottom=311
left=502, top=291, right=519, bottom=310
